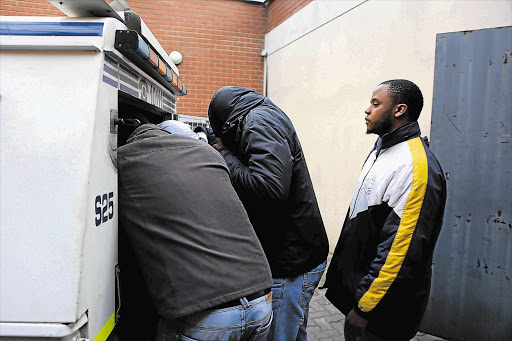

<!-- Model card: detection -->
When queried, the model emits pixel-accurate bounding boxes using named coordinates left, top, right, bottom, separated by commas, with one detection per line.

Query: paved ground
left=307, top=254, right=447, bottom=341
left=113, top=254, right=447, bottom=341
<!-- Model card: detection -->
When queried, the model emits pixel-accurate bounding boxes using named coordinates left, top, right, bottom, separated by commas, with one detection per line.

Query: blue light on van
left=135, top=35, right=150, bottom=59
left=164, top=66, right=173, bottom=82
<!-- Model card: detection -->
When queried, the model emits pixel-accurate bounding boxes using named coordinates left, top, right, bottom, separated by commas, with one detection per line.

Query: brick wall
left=0, top=0, right=266, bottom=118
left=0, top=0, right=61, bottom=16
left=266, top=0, right=312, bottom=33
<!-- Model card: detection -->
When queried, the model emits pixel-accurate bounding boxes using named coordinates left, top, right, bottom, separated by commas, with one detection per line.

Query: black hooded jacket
left=208, top=87, right=329, bottom=278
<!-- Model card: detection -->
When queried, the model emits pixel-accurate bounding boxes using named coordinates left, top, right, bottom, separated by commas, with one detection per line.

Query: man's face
left=364, top=84, right=395, bottom=136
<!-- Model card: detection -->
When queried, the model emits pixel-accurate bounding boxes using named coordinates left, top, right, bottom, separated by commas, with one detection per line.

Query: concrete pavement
left=307, top=286, right=447, bottom=341
left=306, top=254, right=447, bottom=341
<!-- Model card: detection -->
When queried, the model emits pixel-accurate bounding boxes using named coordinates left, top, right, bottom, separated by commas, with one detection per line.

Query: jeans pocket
left=174, top=332, right=200, bottom=341
left=271, top=278, right=284, bottom=300
left=305, top=261, right=327, bottom=286
left=300, top=261, right=326, bottom=307
left=300, top=281, right=318, bottom=308
left=250, top=310, right=272, bottom=341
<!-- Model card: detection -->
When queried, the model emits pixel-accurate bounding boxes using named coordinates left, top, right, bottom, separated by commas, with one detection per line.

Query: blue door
left=421, top=26, right=512, bottom=341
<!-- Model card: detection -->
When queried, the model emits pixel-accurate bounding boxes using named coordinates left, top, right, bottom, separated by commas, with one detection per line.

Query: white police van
left=0, top=1, right=187, bottom=340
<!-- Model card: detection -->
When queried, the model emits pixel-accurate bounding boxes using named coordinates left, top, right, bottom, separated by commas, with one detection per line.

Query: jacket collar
left=126, top=123, right=168, bottom=144
left=374, top=121, right=421, bottom=156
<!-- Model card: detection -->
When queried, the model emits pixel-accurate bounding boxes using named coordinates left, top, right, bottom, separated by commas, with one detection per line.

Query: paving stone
left=325, top=314, right=343, bottom=323
left=316, top=317, right=335, bottom=330
left=306, top=254, right=448, bottom=341
left=315, top=329, right=342, bottom=339
left=307, top=325, right=322, bottom=334
left=309, top=310, right=330, bottom=319
left=332, top=321, right=344, bottom=334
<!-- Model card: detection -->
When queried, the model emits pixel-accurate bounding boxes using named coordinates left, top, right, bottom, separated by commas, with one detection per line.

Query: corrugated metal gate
left=420, top=26, right=512, bottom=341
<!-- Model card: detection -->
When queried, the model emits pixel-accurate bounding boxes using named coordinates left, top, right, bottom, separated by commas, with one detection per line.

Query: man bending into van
left=118, top=120, right=273, bottom=341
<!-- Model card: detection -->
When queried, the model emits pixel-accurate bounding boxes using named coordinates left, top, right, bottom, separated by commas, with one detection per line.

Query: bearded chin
left=368, top=110, right=394, bottom=137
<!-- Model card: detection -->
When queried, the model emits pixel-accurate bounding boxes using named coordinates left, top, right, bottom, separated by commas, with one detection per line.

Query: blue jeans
left=268, top=260, right=327, bottom=341
left=155, top=293, right=272, bottom=341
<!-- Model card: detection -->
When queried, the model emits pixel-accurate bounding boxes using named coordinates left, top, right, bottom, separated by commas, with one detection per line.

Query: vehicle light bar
left=115, top=30, right=187, bottom=96
left=164, top=66, right=173, bottom=82
left=148, top=48, right=158, bottom=68
left=134, top=35, right=150, bottom=58
left=157, top=60, right=166, bottom=76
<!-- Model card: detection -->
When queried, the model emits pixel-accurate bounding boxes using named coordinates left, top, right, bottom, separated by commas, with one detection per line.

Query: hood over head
left=208, top=86, right=265, bottom=137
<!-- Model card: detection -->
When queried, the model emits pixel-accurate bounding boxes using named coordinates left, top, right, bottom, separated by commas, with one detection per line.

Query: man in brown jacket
left=118, top=122, right=273, bottom=341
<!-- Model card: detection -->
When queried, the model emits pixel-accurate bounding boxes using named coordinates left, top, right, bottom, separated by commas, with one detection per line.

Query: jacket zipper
left=349, top=151, right=380, bottom=219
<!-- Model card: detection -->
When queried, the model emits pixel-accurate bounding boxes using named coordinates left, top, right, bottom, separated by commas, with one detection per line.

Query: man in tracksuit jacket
left=324, top=79, right=447, bottom=341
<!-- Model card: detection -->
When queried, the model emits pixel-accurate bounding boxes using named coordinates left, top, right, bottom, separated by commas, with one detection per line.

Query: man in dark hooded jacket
left=208, top=86, right=329, bottom=341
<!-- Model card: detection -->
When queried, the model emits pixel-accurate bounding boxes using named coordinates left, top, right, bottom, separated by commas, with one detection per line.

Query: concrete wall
left=264, top=0, right=512, bottom=251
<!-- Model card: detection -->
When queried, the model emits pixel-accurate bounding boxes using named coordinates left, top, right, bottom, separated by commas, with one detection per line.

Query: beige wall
left=264, top=0, right=512, bottom=251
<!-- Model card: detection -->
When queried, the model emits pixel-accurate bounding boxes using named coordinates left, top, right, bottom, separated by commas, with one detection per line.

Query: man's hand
left=347, top=309, right=368, bottom=330
left=213, top=137, right=224, bottom=151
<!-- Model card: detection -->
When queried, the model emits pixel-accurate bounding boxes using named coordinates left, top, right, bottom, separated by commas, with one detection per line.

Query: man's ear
left=394, top=104, right=408, bottom=118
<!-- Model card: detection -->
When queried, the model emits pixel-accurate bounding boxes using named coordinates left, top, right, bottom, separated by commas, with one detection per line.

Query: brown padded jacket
left=118, top=124, right=272, bottom=320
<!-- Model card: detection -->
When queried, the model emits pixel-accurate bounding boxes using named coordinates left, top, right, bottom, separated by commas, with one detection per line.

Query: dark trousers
left=344, top=320, right=392, bottom=341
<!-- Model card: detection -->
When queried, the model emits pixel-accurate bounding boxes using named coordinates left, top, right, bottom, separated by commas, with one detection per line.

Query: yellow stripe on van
left=94, top=312, right=116, bottom=341
left=358, top=137, right=428, bottom=312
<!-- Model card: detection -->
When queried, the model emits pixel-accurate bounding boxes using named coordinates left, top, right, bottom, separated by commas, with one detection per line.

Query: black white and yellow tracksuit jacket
left=325, top=122, right=446, bottom=341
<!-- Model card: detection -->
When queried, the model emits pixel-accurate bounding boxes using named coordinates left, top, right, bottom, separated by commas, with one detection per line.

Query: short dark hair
left=380, top=79, right=423, bottom=121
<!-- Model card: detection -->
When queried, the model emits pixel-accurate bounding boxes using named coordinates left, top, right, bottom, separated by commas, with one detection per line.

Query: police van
left=0, top=1, right=189, bottom=340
